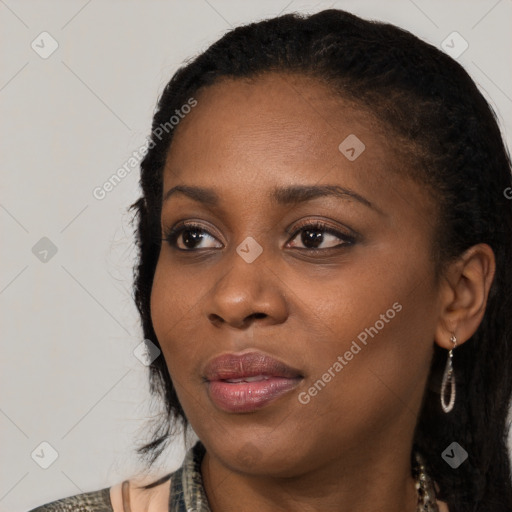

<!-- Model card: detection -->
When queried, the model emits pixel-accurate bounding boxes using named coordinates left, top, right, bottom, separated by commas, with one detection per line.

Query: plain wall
left=1, top=1, right=511, bottom=511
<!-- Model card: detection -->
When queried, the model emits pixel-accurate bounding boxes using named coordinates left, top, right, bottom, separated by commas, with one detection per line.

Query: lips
left=204, top=351, right=303, bottom=381
left=203, top=351, right=303, bottom=413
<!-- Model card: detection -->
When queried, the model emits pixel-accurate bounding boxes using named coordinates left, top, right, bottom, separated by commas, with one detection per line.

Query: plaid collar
left=169, top=441, right=211, bottom=512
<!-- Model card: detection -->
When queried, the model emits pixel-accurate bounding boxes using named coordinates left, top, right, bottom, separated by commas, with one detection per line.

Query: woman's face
left=151, top=73, right=443, bottom=476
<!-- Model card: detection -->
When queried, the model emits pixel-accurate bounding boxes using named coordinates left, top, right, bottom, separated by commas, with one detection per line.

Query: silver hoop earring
left=441, top=335, right=457, bottom=413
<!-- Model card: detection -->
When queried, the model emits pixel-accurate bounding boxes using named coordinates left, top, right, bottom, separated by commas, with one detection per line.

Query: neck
left=201, top=443, right=419, bottom=512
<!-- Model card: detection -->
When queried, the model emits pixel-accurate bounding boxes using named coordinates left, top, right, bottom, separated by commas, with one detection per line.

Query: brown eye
left=287, top=222, right=355, bottom=251
left=164, top=223, right=222, bottom=250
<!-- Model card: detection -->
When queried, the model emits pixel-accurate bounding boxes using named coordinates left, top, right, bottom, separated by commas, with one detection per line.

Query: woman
left=29, top=7, right=512, bottom=512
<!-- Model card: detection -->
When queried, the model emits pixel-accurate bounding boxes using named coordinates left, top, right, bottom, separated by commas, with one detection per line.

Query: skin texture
left=110, top=479, right=169, bottom=512
left=150, top=73, right=495, bottom=512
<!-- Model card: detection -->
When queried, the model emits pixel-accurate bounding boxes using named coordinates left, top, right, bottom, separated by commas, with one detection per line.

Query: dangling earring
left=440, top=334, right=457, bottom=413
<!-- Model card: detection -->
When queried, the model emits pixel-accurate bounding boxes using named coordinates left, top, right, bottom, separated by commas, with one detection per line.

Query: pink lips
left=203, top=351, right=303, bottom=413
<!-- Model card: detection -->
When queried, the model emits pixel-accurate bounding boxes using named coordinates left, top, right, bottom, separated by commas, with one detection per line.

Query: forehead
left=165, top=74, right=396, bottom=186
left=161, top=73, right=437, bottom=232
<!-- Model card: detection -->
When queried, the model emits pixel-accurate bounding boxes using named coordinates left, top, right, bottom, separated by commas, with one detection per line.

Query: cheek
left=308, top=305, right=435, bottom=437
left=150, top=257, right=217, bottom=384
left=291, top=250, right=437, bottom=411
left=150, top=262, right=177, bottom=344
left=150, top=254, right=205, bottom=334
left=150, top=260, right=194, bottom=362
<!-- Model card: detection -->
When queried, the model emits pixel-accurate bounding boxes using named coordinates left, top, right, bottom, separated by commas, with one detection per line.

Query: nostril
left=208, top=312, right=267, bottom=328
left=208, top=313, right=224, bottom=326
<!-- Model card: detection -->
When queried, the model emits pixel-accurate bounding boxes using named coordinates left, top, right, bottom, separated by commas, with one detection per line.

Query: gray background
left=1, top=1, right=511, bottom=511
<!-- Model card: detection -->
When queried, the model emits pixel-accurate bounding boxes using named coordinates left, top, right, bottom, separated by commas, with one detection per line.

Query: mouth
left=203, top=351, right=304, bottom=413
left=223, top=375, right=272, bottom=383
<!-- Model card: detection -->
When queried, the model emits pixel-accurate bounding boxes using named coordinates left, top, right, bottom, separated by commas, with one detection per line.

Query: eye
left=163, top=222, right=222, bottom=251
left=286, top=221, right=355, bottom=251
left=163, top=220, right=355, bottom=252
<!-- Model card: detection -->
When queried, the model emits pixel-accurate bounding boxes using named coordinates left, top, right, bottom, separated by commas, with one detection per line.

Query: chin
left=203, top=433, right=311, bottom=477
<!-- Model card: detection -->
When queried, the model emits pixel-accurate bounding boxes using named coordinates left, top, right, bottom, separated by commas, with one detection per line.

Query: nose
left=206, top=250, right=288, bottom=330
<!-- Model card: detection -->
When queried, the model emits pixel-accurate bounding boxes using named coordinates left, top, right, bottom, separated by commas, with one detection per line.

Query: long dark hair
left=128, top=9, right=512, bottom=510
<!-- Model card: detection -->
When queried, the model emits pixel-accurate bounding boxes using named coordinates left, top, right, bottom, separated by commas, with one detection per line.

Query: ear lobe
left=434, top=243, right=496, bottom=349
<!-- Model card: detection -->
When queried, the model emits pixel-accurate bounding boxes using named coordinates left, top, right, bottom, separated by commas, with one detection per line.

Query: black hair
left=128, top=9, right=512, bottom=510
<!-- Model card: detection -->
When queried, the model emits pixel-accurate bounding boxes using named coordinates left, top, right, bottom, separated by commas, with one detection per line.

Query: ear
left=434, top=243, right=496, bottom=349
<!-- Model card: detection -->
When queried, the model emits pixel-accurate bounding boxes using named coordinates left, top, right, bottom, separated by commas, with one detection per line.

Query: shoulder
left=437, top=499, right=449, bottom=512
left=110, top=474, right=172, bottom=512
left=26, top=474, right=173, bottom=512
left=27, top=442, right=202, bottom=512
left=26, top=486, right=113, bottom=512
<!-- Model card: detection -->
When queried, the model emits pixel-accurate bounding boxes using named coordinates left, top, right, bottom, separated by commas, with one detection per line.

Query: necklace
left=413, top=452, right=440, bottom=511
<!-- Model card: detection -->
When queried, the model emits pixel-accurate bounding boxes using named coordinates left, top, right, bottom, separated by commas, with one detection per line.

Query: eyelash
left=287, top=220, right=356, bottom=252
left=163, top=222, right=216, bottom=250
left=163, top=220, right=356, bottom=253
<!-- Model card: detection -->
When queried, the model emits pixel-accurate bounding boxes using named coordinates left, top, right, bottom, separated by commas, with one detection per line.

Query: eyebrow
left=163, top=184, right=383, bottom=215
